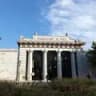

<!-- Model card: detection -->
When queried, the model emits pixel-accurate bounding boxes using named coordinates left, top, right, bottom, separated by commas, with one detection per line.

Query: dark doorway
left=32, top=51, right=43, bottom=80
left=47, top=51, right=57, bottom=80
left=61, top=51, right=72, bottom=78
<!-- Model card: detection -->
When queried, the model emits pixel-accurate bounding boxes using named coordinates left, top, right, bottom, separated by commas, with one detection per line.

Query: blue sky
left=0, top=0, right=96, bottom=49
left=0, top=0, right=52, bottom=48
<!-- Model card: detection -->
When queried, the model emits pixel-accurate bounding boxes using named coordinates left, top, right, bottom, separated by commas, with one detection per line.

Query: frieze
left=20, top=43, right=81, bottom=49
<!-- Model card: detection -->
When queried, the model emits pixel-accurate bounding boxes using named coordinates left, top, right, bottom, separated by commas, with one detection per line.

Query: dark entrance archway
left=32, top=51, right=43, bottom=80
left=61, top=51, right=72, bottom=78
left=47, top=51, right=57, bottom=80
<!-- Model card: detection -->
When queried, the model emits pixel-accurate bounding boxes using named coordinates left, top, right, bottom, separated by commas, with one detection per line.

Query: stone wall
left=0, top=49, right=17, bottom=80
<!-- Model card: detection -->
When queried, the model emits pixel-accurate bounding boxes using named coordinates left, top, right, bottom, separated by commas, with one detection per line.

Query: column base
left=42, top=79, right=49, bottom=82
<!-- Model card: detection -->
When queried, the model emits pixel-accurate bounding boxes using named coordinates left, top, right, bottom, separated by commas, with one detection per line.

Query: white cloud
left=73, top=16, right=95, bottom=29
left=46, top=0, right=96, bottom=49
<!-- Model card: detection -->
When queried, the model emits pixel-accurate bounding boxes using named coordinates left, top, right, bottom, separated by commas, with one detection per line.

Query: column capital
left=71, top=51, right=75, bottom=54
left=28, top=49, right=34, bottom=53
left=29, top=50, right=31, bottom=52
left=44, top=49, right=48, bottom=52
left=56, top=49, right=62, bottom=53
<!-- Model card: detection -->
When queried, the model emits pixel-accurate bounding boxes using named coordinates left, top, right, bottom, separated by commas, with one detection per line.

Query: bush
left=49, top=78, right=96, bottom=96
left=0, top=79, right=96, bottom=96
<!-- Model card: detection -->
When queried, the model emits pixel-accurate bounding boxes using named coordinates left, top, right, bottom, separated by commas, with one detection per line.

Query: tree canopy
left=87, top=42, right=96, bottom=69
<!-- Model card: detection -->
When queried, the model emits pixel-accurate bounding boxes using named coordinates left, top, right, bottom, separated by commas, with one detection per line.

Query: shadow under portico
left=32, top=51, right=43, bottom=80
left=47, top=51, right=57, bottom=80
left=26, top=50, right=72, bottom=81
left=61, top=51, right=72, bottom=78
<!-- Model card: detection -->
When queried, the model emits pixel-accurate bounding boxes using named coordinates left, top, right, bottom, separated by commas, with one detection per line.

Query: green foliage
left=86, top=42, right=96, bottom=68
left=0, top=79, right=96, bottom=96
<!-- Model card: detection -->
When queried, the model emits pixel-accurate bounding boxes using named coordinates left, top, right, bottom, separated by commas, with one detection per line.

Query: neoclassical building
left=16, top=34, right=88, bottom=82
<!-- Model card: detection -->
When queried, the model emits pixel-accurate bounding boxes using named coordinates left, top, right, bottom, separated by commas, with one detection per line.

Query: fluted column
left=27, top=50, right=33, bottom=81
left=57, top=51, right=62, bottom=79
left=43, top=50, right=47, bottom=82
left=71, top=52, right=76, bottom=78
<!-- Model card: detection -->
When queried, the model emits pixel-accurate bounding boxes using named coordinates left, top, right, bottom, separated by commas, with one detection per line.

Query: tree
left=87, top=42, right=96, bottom=69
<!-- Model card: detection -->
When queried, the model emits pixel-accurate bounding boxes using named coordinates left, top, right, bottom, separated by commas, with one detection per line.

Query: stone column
left=43, top=50, right=47, bottom=82
left=71, top=52, right=76, bottom=78
left=16, top=46, right=20, bottom=81
left=57, top=51, right=62, bottom=79
left=27, top=50, right=33, bottom=81
left=75, top=51, right=79, bottom=77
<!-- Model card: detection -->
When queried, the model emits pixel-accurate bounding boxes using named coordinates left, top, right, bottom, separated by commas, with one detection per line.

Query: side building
left=0, top=49, right=17, bottom=80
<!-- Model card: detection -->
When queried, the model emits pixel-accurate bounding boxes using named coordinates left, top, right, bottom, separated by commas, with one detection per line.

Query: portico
left=16, top=34, right=85, bottom=82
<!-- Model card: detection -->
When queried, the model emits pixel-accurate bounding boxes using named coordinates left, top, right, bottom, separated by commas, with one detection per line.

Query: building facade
left=16, top=35, right=89, bottom=82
